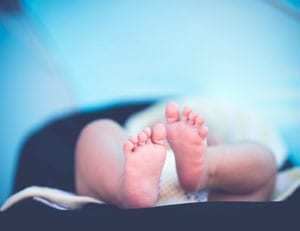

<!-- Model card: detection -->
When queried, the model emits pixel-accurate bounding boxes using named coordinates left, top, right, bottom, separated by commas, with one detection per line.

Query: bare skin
left=165, top=102, right=277, bottom=201
left=123, top=124, right=167, bottom=208
left=75, top=102, right=277, bottom=209
left=75, top=120, right=167, bottom=208
left=166, top=102, right=209, bottom=192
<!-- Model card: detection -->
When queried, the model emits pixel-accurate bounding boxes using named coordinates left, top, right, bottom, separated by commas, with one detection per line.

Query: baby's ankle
left=202, top=151, right=216, bottom=190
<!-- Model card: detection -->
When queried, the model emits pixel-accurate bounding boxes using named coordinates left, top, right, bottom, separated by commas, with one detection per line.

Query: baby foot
left=166, top=102, right=208, bottom=192
left=123, top=123, right=167, bottom=208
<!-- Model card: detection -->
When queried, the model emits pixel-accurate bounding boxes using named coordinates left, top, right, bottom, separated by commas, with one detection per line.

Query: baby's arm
left=204, top=141, right=277, bottom=201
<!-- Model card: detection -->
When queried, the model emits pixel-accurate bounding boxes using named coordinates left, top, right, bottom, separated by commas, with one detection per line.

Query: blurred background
left=0, top=0, right=299, bottom=205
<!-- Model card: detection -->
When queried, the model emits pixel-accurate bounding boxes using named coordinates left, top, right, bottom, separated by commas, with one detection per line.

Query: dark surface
left=1, top=198, right=297, bottom=231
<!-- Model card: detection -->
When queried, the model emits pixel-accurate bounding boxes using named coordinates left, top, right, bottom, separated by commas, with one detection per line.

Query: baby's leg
left=75, top=119, right=166, bottom=208
left=204, top=143, right=277, bottom=201
left=166, top=102, right=277, bottom=201
left=75, top=119, right=128, bottom=207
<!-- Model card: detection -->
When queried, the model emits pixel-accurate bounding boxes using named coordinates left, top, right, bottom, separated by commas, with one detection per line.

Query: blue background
left=1, top=0, right=300, bottom=205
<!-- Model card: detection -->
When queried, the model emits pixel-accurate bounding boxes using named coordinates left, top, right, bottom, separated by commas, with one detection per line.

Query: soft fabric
left=157, top=150, right=208, bottom=205
left=0, top=186, right=103, bottom=212
left=2, top=167, right=300, bottom=212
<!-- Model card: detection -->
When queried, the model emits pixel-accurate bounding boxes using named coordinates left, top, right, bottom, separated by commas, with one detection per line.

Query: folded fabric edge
left=0, top=186, right=104, bottom=212
left=2, top=167, right=300, bottom=211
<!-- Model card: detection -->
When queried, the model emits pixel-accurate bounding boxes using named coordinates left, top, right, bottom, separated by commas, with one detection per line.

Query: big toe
left=152, top=123, right=166, bottom=145
left=165, top=102, right=180, bottom=123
